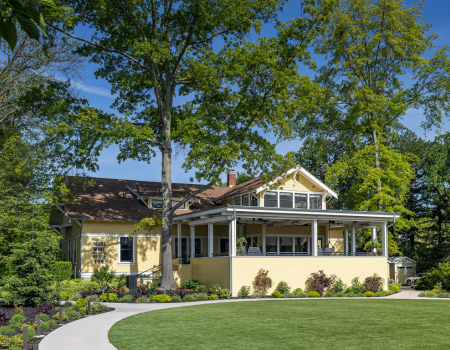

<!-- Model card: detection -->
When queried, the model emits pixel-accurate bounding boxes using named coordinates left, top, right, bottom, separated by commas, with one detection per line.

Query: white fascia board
left=254, top=166, right=338, bottom=199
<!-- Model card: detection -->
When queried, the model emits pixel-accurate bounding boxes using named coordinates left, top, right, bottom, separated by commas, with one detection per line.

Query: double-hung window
left=279, top=193, right=293, bottom=208
left=234, top=197, right=241, bottom=205
left=242, top=194, right=249, bottom=206
left=295, top=194, right=307, bottom=209
left=120, top=237, right=134, bottom=263
left=264, top=191, right=278, bottom=207
left=250, top=193, right=258, bottom=206
left=310, top=195, right=322, bottom=210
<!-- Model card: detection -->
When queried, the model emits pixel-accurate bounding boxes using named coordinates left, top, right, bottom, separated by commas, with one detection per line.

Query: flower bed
left=0, top=300, right=113, bottom=350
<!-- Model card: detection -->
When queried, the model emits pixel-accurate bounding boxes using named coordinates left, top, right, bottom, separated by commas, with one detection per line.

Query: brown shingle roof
left=64, top=176, right=232, bottom=221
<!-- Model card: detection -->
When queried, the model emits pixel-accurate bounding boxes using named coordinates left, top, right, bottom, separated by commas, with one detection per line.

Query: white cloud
left=72, top=81, right=117, bottom=99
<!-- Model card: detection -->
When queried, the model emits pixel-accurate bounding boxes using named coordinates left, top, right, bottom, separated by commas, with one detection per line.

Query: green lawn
left=108, top=300, right=450, bottom=350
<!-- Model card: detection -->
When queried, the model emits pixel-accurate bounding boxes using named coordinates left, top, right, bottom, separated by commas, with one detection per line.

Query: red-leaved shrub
left=363, top=274, right=384, bottom=293
left=253, top=269, right=273, bottom=296
left=305, top=270, right=336, bottom=296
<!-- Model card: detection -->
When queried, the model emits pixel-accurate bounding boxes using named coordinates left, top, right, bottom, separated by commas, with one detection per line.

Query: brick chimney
left=227, top=170, right=236, bottom=187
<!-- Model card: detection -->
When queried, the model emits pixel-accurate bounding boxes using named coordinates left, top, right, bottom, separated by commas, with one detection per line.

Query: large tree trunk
left=159, top=104, right=177, bottom=290
left=372, top=128, right=383, bottom=211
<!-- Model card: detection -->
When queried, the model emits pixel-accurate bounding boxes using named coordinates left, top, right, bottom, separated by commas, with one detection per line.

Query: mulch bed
left=0, top=301, right=114, bottom=350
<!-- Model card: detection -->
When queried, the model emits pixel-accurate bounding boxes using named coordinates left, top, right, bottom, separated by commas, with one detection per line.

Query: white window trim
left=118, top=236, right=136, bottom=265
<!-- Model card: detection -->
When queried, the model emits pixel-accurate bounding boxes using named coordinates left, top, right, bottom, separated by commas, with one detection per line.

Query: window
left=172, top=201, right=186, bottom=209
left=195, top=238, right=202, bottom=255
left=294, top=194, right=307, bottom=209
left=242, top=194, right=249, bottom=206
left=174, top=238, right=188, bottom=257
left=151, top=200, right=162, bottom=208
left=279, top=193, right=293, bottom=208
left=245, top=237, right=258, bottom=251
left=295, top=237, right=308, bottom=252
left=280, top=237, right=293, bottom=252
left=310, top=195, right=322, bottom=209
left=234, top=197, right=241, bottom=205
left=264, top=191, right=278, bottom=207
left=220, top=239, right=229, bottom=254
left=73, top=239, right=77, bottom=264
left=120, top=237, right=134, bottom=262
left=265, top=237, right=277, bottom=253
left=68, top=240, right=71, bottom=263
left=250, top=194, right=258, bottom=206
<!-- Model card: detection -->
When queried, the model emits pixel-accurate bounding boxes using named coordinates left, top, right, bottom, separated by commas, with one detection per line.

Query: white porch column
left=351, top=226, right=356, bottom=256
left=208, top=223, right=214, bottom=257
left=382, top=222, right=388, bottom=257
left=372, top=227, right=378, bottom=254
left=190, top=226, right=195, bottom=259
left=177, top=223, right=182, bottom=259
left=262, top=225, right=266, bottom=255
left=229, top=218, right=236, bottom=257
left=312, top=219, right=318, bottom=256
left=344, top=230, right=349, bottom=255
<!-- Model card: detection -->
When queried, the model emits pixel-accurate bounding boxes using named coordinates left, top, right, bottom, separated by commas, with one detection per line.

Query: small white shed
left=388, top=257, right=417, bottom=284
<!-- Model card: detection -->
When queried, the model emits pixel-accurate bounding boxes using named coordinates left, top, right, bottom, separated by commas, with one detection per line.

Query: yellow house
left=52, top=166, right=400, bottom=295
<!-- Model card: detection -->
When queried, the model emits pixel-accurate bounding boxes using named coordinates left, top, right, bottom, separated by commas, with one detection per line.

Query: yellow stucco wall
left=389, top=263, right=395, bottom=280
left=230, top=257, right=388, bottom=296
left=191, top=257, right=230, bottom=290
left=80, top=235, right=161, bottom=274
left=179, top=264, right=192, bottom=285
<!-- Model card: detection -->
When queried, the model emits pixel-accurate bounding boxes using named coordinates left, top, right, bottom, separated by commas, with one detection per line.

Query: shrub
left=251, top=292, right=265, bottom=298
left=91, top=265, right=116, bottom=294
left=308, top=291, right=320, bottom=298
left=70, top=292, right=82, bottom=301
left=330, top=278, right=347, bottom=294
left=145, top=282, right=161, bottom=295
left=292, top=288, right=303, bottom=294
left=363, top=274, right=385, bottom=293
left=171, top=295, right=181, bottom=302
left=52, top=261, right=72, bottom=282
left=20, top=323, right=36, bottom=332
left=220, top=289, right=230, bottom=299
left=183, top=295, right=194, bottom=302
left=36, top=314, right=49, bottom=322
left=193, top=293, right=208, bottom=301
left=324, top=292, right=334, bottom=298
left=99, top=293, right=118, bottom=302
left=0, top=335, right=10, bottom=348
left=350, top=277, right=365, bottom=294
left=8, top=336, right=23, bottom=348
left=114, top=274, right=127, bottom=289
left=253, top=269, right=273, bottom=296
left=355, top=293, right=364, bottom=297
left=196, top=284, right=208, bottom=293
left=152, top=295, right=171, bottom=303
left=182, top=279, right=201, bottom=291
left=389, top=285, right=400, bottom=293
left=76, top=299, right=88, bottom=307
left=60, top=291, right=73, bottom=301
left=365, top=291, right=375, bottom=297
left=275, top=281, right=291, bottom=295
left=209, top=284, right=221, bottom=295
left=238, top=286, right=251, bottom=298
left=52, top=312, right=69, bottom=321
left=208, top=294, right=218, bottom=300
left=0, top=311, right=10, bottom=326
left=119, top=295, right=133, bottom=303
left=80, top=291, right=93, bottom=299
left=13, top=306, right=23, bottom=315
left=93, top=302, right=109, bottom=311
left=0, top=326, right=15, bottom=335
left=176, top=287, right=188, bottom=298
left=115, top=287, right=128, bottom=298
left=10, top=314, right=25, bottom=324
left=305, top=270, right=336, bottom=296
left=71, top=304, right=82, bottom=311
left=78, top=280, right=101, bottom=292
left=335, top=292, right=344, bottom=297
left=375, top=291, right=389, bottom=297
left=87, top=295, right=100, bottom=302
left=271, top=291, right=283, bottom=298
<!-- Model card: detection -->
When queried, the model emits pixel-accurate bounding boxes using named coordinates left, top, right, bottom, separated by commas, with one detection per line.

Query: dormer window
left=264, top=191, right=278, bottom=207
left=310, top=195, right=322, bottom=210
left=280, top=193, right=293, bottom=208
left=234, top=197, right=241, bottom=205
left=151, top=200, right=162, bottom=208
left=242, top=194, right=249, bottom=206
left=295, top=194, right=307, bottom=209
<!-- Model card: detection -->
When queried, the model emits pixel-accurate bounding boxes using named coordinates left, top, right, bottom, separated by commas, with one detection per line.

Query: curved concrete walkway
left=39, top=289, right=439, bottom=350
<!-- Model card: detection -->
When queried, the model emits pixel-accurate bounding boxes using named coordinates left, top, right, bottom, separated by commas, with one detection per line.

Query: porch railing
left=209, top=251, right=382, bottom=257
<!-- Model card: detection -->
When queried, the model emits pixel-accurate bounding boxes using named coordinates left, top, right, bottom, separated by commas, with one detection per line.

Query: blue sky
left=72, top=0, right=450, bottom=183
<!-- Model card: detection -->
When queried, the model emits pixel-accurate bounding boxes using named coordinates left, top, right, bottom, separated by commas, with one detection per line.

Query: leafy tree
left=236, top=171, right=258, bottom=185
left=0, top=197, right=60, bottom=305
left=52, top=0, right=327, bottom=289
left=91, top=265, right=116, bottom=294
left=295, top=0, right=450, bottom=211
left=0, top=0, right=57, bottom=50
